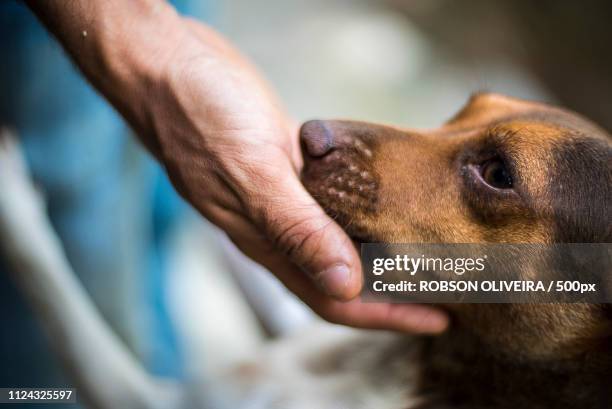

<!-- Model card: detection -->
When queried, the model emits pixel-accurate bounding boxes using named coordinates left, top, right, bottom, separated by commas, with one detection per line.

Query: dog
left=0, top=93, right=610, bottom=409
left=299, top=92, right=612, bottom=408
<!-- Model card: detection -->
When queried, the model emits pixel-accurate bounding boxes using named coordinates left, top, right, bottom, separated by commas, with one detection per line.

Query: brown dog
left=300, top=93, right=612, bottom=408
left=1, top=94, right=610, bottom=409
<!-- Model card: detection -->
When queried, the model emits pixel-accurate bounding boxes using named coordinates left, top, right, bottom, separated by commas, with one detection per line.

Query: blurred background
left=1, top=1, right=611, bottom=408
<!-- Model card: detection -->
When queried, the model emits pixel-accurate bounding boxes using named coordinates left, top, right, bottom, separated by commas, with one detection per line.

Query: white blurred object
left=219, top=233, right=316, bottom=336
left=219, top=0, right=554, bottom=128
left=165, top=217, right=263, bottom=375
left=0, top=130, right=183, bottom=409
left=323, top=11, right=429, bottom=87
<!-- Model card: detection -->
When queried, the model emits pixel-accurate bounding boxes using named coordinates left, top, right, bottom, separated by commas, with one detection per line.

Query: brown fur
left=300, top=93, right=612, bottom=408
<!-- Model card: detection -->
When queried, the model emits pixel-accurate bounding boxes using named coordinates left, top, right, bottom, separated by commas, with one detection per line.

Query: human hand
left=26, top=0, right=448, bottom=333
left=147, top=19, right=447, bottom=333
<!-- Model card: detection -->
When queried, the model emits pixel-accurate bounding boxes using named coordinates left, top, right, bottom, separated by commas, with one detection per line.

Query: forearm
left=25, top=0, right=185, bottom=154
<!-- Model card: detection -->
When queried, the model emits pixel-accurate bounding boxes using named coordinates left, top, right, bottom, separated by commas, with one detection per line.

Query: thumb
left=251, top=169, right=362, bottom=301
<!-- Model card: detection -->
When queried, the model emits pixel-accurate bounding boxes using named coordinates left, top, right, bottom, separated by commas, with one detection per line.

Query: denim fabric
left=0, top=1, right=213, bottom=402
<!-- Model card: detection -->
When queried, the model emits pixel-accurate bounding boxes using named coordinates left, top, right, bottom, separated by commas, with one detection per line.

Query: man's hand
left=27, top=0, right=448, bottom=333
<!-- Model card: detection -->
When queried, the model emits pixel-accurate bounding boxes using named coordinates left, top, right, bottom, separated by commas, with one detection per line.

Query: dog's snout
left=300, top=120, right=335, bottom=158
left=300, top=119, right=381, bottom=241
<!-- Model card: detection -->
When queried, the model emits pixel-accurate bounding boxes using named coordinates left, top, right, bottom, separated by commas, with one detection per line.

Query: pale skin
left=25, top=0, right=448, bottom=333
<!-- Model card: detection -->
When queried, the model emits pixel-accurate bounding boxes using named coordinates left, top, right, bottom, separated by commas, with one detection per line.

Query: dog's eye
left=480, top=158, right=513, bottom=189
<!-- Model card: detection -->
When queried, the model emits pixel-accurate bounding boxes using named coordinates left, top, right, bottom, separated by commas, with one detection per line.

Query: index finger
left=233, top=238, right=449, bottom=333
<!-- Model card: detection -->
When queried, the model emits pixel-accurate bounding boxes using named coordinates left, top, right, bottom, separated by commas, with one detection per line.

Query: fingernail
left=317, top=263, right=351, bottom=299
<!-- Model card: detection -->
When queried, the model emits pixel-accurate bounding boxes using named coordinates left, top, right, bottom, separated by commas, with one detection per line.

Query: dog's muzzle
left=300, top=120, right=379, bottom=240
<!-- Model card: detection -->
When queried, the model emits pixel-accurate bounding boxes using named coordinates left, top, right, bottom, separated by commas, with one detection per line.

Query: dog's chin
left=346, top=229, right=376, bottom=245
left=301, top=146, right=381, bottom=246
left=305, top=189, right=377, bottom=246
left=302, top=177, right=380, bottom=249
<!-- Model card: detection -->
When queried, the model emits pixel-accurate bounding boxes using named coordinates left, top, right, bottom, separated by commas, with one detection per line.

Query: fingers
left=265, top=254, right=448, bottom=333
left=178, top=17, right=360, bottom=300
left=199, top=152, right=448, bottom=332
left=314, top=300, right=449, bottom=334
left=284, top=266, right=449, bottom=333
left=207, top=143, right=363, bottom=301
left=227, top=233, right=448, bottom=333
left=241, top=170, right=363, bottom=301
left=169, top=19, right=445, bottom=329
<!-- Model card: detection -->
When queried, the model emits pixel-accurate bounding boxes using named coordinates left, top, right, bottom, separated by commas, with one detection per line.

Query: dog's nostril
left=300, top=120, right=334, bottom=157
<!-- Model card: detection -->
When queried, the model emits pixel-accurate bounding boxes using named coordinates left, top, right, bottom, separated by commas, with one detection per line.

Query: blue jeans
left=0, top=1, right=215, bottom=404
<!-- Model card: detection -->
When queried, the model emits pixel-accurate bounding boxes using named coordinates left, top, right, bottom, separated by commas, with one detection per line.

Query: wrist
left=27, top=0, right=187, bottom=150
left=91, top=3, right=187, bottom=140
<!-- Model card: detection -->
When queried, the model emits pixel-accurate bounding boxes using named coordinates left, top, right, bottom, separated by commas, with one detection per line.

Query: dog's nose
left=300, top=120, right=335, bottom=157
